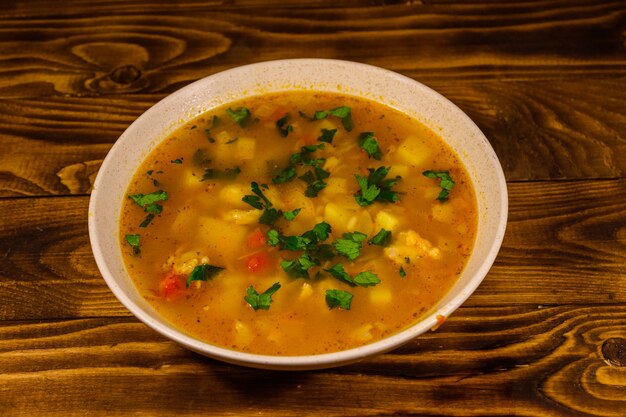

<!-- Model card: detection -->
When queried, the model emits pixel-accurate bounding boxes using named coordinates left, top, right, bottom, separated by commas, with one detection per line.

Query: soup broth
left=120, top=91, right=477, bottom=355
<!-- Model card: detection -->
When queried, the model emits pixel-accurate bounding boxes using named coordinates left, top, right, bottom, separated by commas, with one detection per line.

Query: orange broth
left=120, top=91, right=477, bottom=355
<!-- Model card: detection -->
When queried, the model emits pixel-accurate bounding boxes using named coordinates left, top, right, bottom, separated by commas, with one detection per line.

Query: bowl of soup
left=89, top=59, right=507, bottom=370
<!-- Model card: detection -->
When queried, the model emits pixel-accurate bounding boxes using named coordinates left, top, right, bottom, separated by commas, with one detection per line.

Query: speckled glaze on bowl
left=88, top=59, right=507, bottom=370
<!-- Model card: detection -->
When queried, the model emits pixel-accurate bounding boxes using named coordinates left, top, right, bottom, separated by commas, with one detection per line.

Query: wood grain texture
left=0, top=179, right=625, bottom=320
left=1, top=75, right=626, bottom=197
left=0, top=1, right=625, bottom=98
left=0, top=306, right=624, bottom=416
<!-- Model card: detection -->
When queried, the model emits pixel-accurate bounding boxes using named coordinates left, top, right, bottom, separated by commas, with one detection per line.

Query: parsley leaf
left=358, top=132, right=382, bottom=160
left=333, top=232, right=367, bottom=261
left=139, top=213, right=155, bottom=228
left=281, top=254, right=315, bottom=278
left=399, top=266, right=407, bottom=278
left=125, top=234, right=140, bottom=255
left=171, top=158, right=183, bottom=164
left=284, top=208, right=301, bottom=221
left=329, top=106, right=354, bottom=131
left=300, top=107, right=353, bottom=131
left=325, top=263, right=355, bottom=287
left=354, top=167, right=401, bottom=206
left=242, top=182, right=273, bottom=210
left=272, top=165, right=297, bottom=184
left=423, top=170, right=456, bottom=201
left=226, top=107, right=251, bottom=127
left=244, top=282, right=281, bottom=310
left=267, top=229, right=280, bottom=246
left=308, top=221, right=332, bottom=241
left=318, top=128, right=337, bottom=144
left=128, top=190, right=168, bottom=208
left=201, top=166, right=241, bottom=181
left=259, top=207, right=283, bottom=226
left=353, top=271, right=380, bottom=287
left=325, top=289, right=353, bottom=310
left=368, top=228, right=392, bottom=246
left=276, top=114, right=294, bottom=137
left=185, top=264, right=224, bottom=287
left=192, top=148, right=212, bottom=167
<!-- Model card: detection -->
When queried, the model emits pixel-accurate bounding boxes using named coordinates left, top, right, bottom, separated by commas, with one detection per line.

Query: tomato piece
left=159, top=271, right=184, bottom=299
left=247, top=228, right=266, bottom=249
left=246, top=252, right=269, bottom=273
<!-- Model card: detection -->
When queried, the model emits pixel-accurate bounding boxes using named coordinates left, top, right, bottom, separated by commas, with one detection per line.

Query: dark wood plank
left=0, top=95, right=158, bottom=196
left=0, top=1, right=625, bottom=98
left=1, top=179, right=625, bottom=320
left=1, top=75, right=625, bottom=197
left=0, top=306, right=625, bottom=416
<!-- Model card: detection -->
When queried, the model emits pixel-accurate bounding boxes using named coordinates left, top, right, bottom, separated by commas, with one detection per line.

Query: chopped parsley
left=354, top=166, right=401, bottom=207
left=399, top=266, right=407, bottom=278
left=192, top=148, right=212, bottom=167
left=201, top=166, right=241, bottom=181
left=171, top=158, right=183, bottom=164
left=242, top=182, right=282, bottom=226
left=300, top=106, right=354, bottom=131
left=129, top=190, right=168, bottom=208
left=281, top=254, right=316, bottom=278
left=368, top=228, right=392, bottom=246
left=190, top=125, right=197, bottom=130
left=326, top=289, right=353, bottom=310
left=353, top=271, right=380, bottom=287
left=276, top=114, right=294, bottom=137
left=272, top=145, right=330, bottom=197
left=325, top=263, right=355, bottom=286
left=422, top=170, right=455, bottom=201
left=125, top=234, right=140, bottom=255
left=244, top=282, right=281, bottom=311
left=226, top=107, right=251, bottom=127
left=146, top=170, right=154, bottom=176
left=318, top=128, right=337, bottom=144
left=186, top=264, right=224, bottom=287
left=139, top=213, right=155, bottom=228
left=204, top=128, right=215, bottom=143
left=333, top=231, right=367, bottom=261
left=358, top=132, right=382, bottom=160
left=284, top=208, right=301, bottom=221
left=325, top=263, right=380, bottom=287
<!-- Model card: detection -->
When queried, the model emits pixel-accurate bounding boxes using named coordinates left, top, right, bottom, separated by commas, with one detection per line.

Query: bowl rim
left=89, top=58, right=508, bottom=370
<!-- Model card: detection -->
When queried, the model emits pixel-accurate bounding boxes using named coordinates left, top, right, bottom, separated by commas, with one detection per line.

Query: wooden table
left=1, top=1, right=625, bottom=415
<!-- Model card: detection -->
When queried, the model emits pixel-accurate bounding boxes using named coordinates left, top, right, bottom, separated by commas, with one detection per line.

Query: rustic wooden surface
left=1, top=0, right=625, bottom=415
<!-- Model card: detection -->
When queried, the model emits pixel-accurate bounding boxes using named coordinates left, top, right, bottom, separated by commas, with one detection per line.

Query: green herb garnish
left=325, top=263, right=355, bottom=287
left=284, top=208, right=301, bottom=221
left=399, top=266, right=406, bottom=278
left=354, top=167, right=401, bottom=207
left=276, top=114, right=294, bottom=137
left=422, top=170, right=455, bottom=201
left=171, top=158, right=183, bottom=164
left=281, top=254, right=316, bottom=278
left=358, top=132, right=382, bottom=160
left=139, top=213, right=155, bottom=228
left=333, top=231, right=367, bottom=261
left=300, top=107, right=354, bottom=131
left=242, top=182, right=282, bottom=226
left=368, top=228, right=392, bottom=246
left=325, top=289, right=353, bottom=310
left=128, top=190, right=168, bottom=208
left=318, top=128, right=337, bottom=144
left=125, top=234, right=140, bottom=255
left=201, top=166, right=241, bottom=181
left=353, top=271, right=380, bottom=287
left=186, top=264, right=224, bottom=287
left=244, top=282, right=281, bottom=311
left=226, top=107, right=251, bottom=127
left=192, top=148, right=212, bottom=167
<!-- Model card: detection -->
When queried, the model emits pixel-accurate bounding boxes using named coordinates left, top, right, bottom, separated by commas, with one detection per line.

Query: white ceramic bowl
left=89, top=59, right=507, bottom=370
